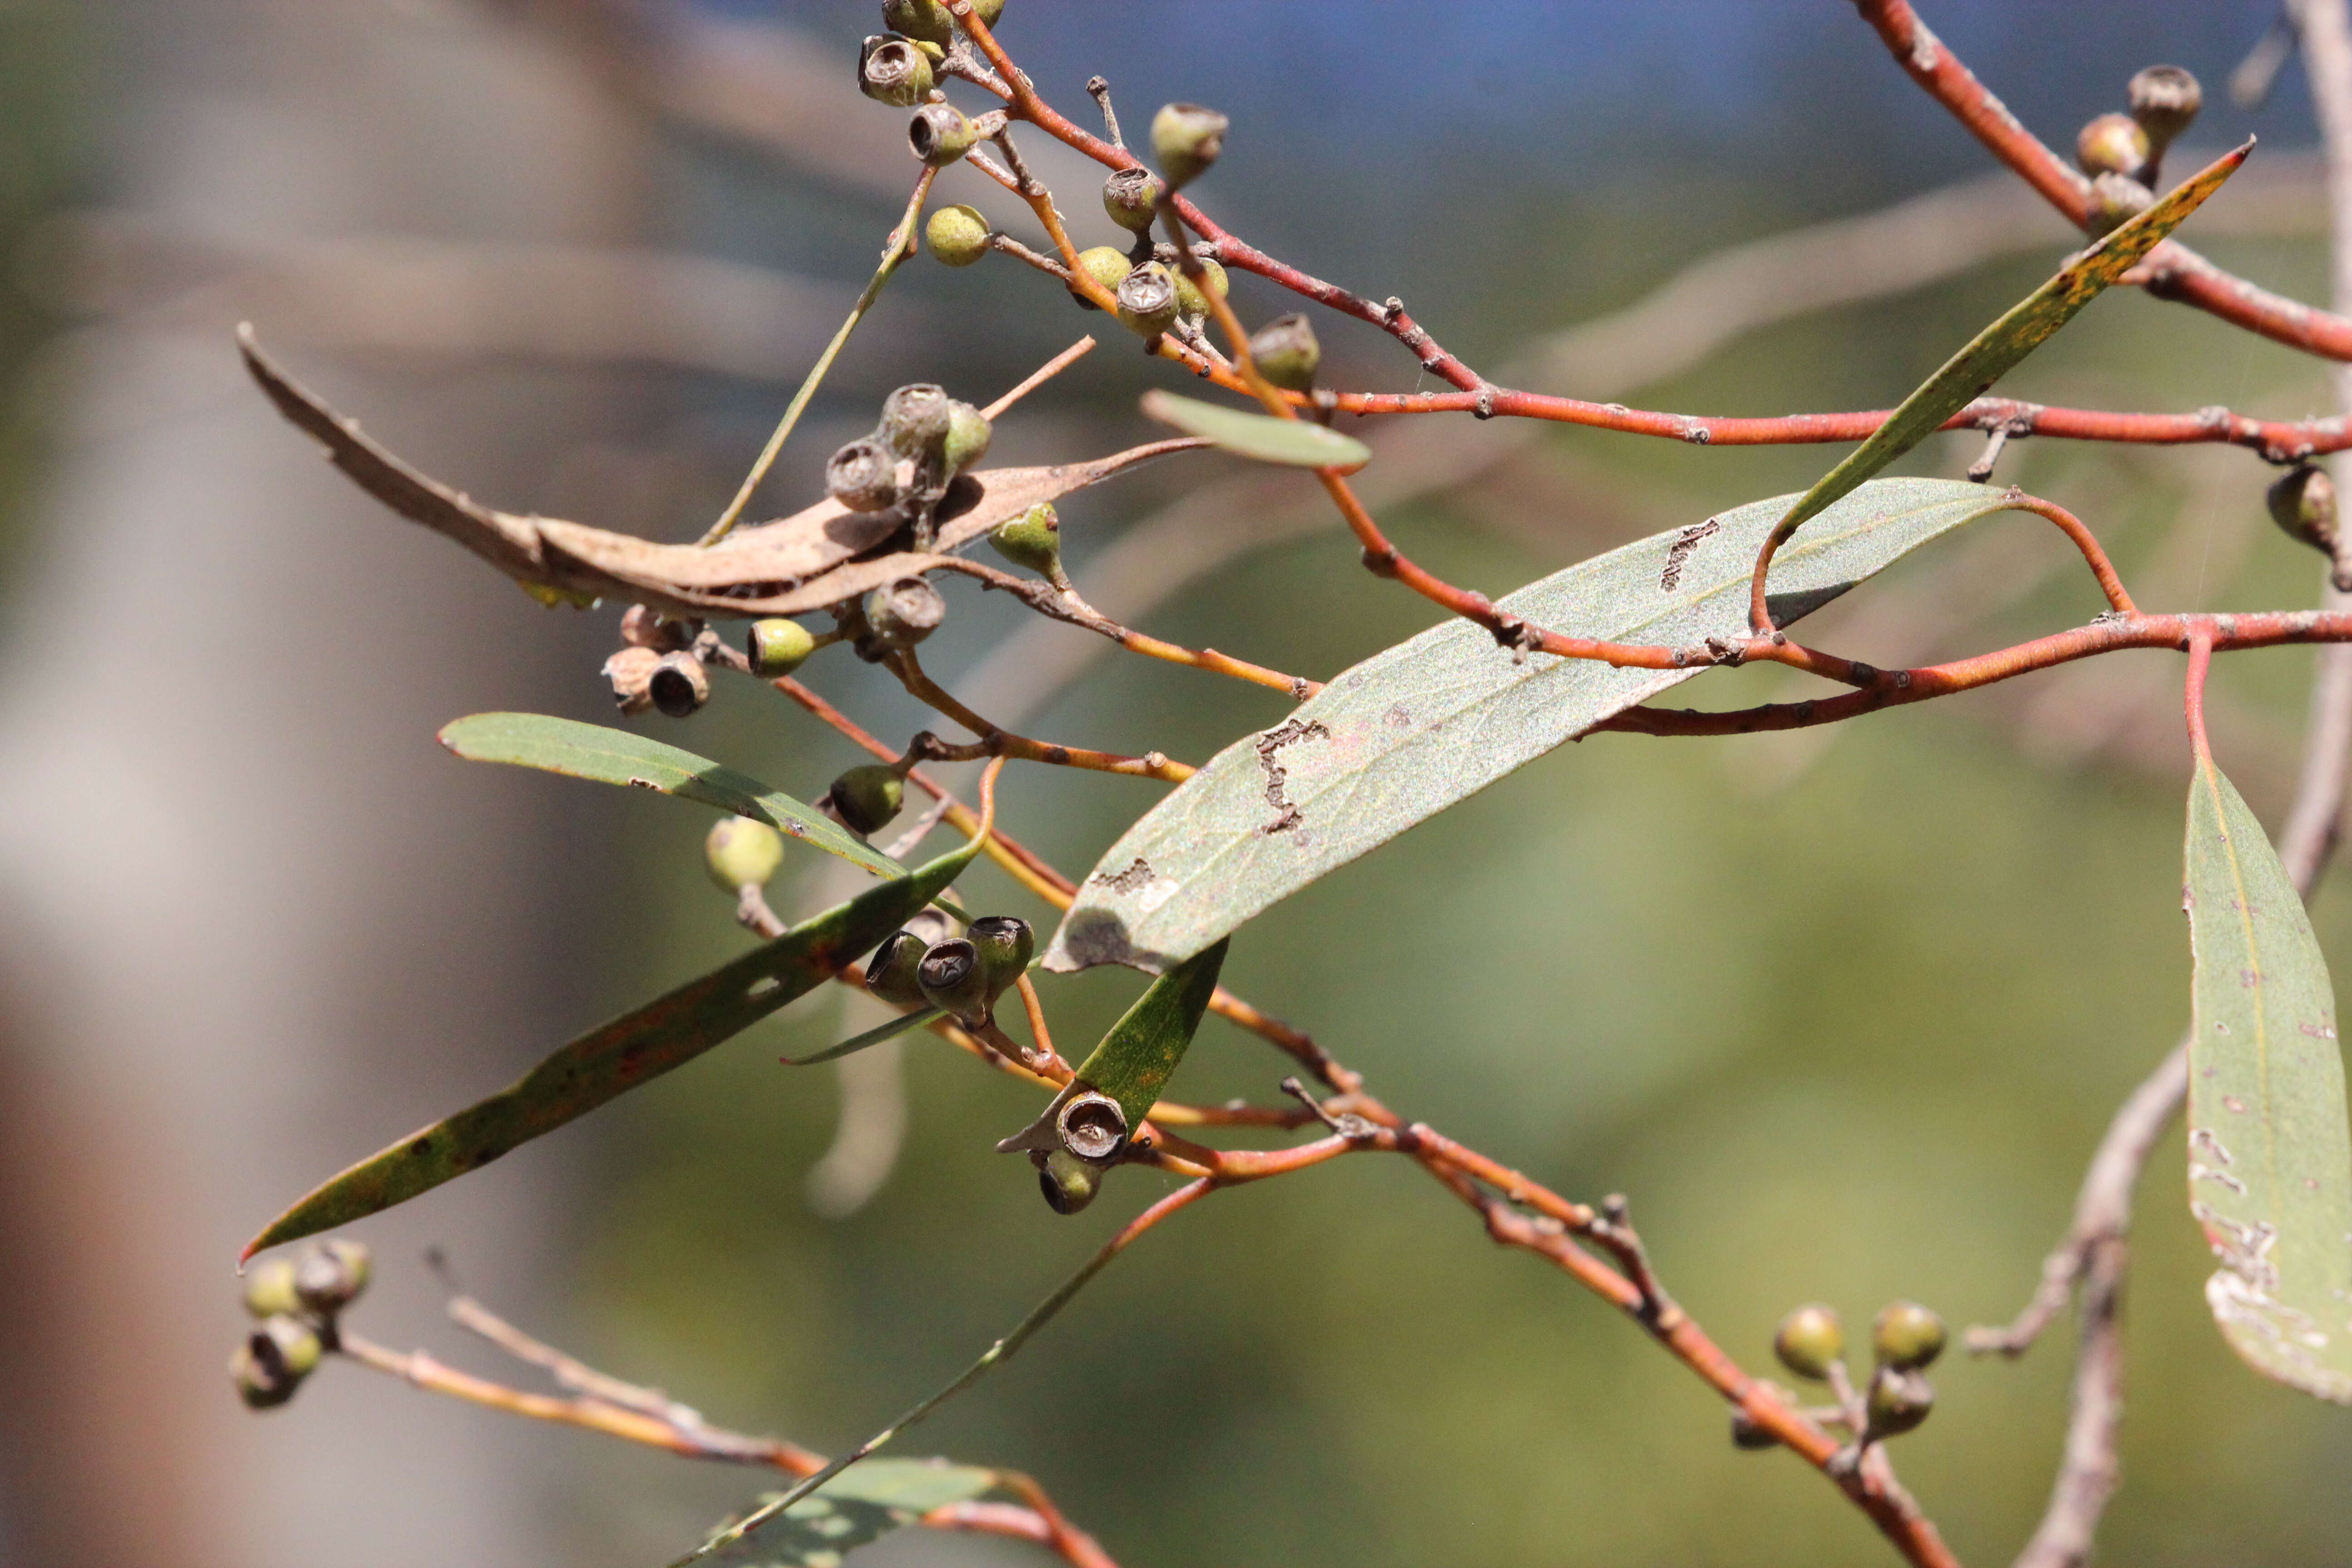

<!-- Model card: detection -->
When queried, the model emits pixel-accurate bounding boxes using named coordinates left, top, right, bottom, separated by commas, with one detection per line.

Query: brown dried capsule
left=292, top=1238, right=372, bottom=1315
left=603, top=646, right=663, bottom=715
left=917, top=936, right=990, bottom=1022
left=621, top=603, right=696, bottom=652
left=649, top=651, right=709, bottom=718
left=2127, top=64, right=2202, bottom=152
left=861, top=576, right=947, bottom=652
left=859, top=35, right=934, bottom=108
left=910, top=103, right=978, bottom=166
left=2076, top=112, right=2149, bottom=179
left=879, top=382, right=955, bottom=460
left=1114, top=260, right=1181, bottom=338
left=1056, top=1089, right=1127, bottom=1161
left=826, top=436, right=901, bottom=513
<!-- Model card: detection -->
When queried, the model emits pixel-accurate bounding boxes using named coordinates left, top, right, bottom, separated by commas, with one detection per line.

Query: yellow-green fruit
left=293, top=1238, right=372, bottom=1314
left=233, top=1315, right=323, bottom=1409
left=1872, top=1301, right=1947, bottom=1370
left=944, top=400, right=993, bottom=472
left=1866, top=1366, right=1934, bottom=1439
left=243, top=1258, right=302, bottom=1319
left=1151, top=101, right=1228, bottom=188
left=1773, top=1303, right=1843, bottom=1381
left=1249, top=313, right=1321, bottom=391
left=2076, top=111, right=2149, bottom=177
left=1101, top=166, right=1164, bottom=233
left=880, top=0, right=952, bottom=48
left=858, top=35, right=933, bottom=108
left=926, top=204, right=990, bottom=267
left=990, top=502, right=1061, bottom=576
left=704, top=816, right=785, bottom=892
left=747, top=618, right=817, bottom=678
left=830, top=764, right=904, bottom=834
left=1115, top=260, right=1181, bottom=337
left=1172, top=257, right=1229, bottom=319
left=1072, top=245, right=1130, bottom=309
left=909, top=103, right=977, bottom=166
left=1038, top=1148, right=1101, bottom=1214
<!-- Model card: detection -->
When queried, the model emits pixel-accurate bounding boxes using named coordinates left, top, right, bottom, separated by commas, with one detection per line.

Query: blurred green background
left=4, top=2, right=2351, bottom=1565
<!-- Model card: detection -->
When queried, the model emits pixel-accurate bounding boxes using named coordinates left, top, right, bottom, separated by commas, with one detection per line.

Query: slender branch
left=891, top=650, right=1197, bottom=784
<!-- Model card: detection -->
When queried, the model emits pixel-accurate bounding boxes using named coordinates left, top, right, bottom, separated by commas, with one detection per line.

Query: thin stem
left=892, top=649, right=1197, bottom=784
left=699, top=169, right=936, bottom=545
left=982, top=336, right=1097, bottom=421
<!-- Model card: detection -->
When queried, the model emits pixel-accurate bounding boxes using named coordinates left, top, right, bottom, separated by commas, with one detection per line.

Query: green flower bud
left=1773, top=1303, right=1844, bottom=1382
left=747, top=617, right=817, bottom=678
left=621, top=603, right=697, bottom=652
left=1249, top=313, right=1321, bottom=391
left=1101, top=166, right=1165, bottom=233
left=990, top=502, right=1062, bottom=577
left=861, top=575, right=946, bottom=652
left=1172, top=257, right=1229, bottom=319
left=1864, top=1365, right=1935, bottom=1440
left=1071, top=244, right=1130, bottom=309
left=966, top=914, right=1034, bottom=999
left=602, top=646, right=663, bottom=716
left=827, top=436, right=901, bottom=513
left=943, top=400, right=993, bottom=472
left=1038, top=1148, right=1100, bottom=1214
left=649, top=651, right=710, bottom=719
left=1114, top=260, right=1181, bottom=338
left=865, top=930, right=930, bottom=1006
left=858, top=35, right=934, bottom=108
left=2086, top=172, right=2154, bottom=236
left=2127, top=64, right=2201, bottom=151
left=1872, top=1300, right=1947, bottom=1370
left=1055, top=1089, right=1127, bottom=1161
left=233, top=1315, right=323, bottom=1410
left=830, top=764, right=904, bottom=835
left=879, top=382, right=955, bottom=460
left=2075, top=112, right=2149, bottom=178
left=1151, top=102, right=1227, bottom=189
left=926, top=203, right=991, bottom=267
left=2269, top=465, right=2345, bottom=590
left=910, top=102, right=978, bottom=166
left=916, top=936, right=991, bottom=1023
left=705, top=816, right=786, bottom=892
left=292, top=1238, right=372, bottom=1315
left=880, top=0, right=953, bottom=48
left=243, top=1257, right=302, bottom=1319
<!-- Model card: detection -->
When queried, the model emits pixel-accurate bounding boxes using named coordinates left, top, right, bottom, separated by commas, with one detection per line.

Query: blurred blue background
left=0, top=3, right=2345, bottom=1566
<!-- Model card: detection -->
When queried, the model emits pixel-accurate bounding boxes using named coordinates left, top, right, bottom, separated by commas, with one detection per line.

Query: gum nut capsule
left=862, top=575, right=947, bottom=649
left=1865, top=1366, right=1935, bottom=1439
left=943, top=400, right=993, bottom=472
left=648, top=651, right=710, bottom=718
left=858, top=34, right=934, bottom=107
left=1114, top=260, right=1181, bottom=337
left=242, top=1257, right=302, bottom=1319
left=603, top=646, right=663, bottom=716
left=1151, top=101, right=1228, bottom=188
left=2128, top=64, right=2202, bottom=147
left=880, top=0, right=953, bottom=48
left=1872, top=1300, right=1947, bottom=1370
left=909, top=102, right=978, bottom=166
left=747, top=617, right=817, bottom=678
left=2269, top=465, right=2341, bottom=554
left=1056, top=1090, right=1127, bottom=1161
left=704, top=816, right=786, bottom=893
left=865, top=930, right=930, bottom=1006
left=234, top=1315, right=323, bottom=1409
left=1102, top=166, right=1165, bottom=233
left=1071, top=244, right=1130, bottom=309
left=1039, top=1148, right=1101, bottom=1215
left=1172, top=256, right=1229, bottom=319
left=879, top=382, right=955, bottom=459
left=2075, top=112, right=2149, bottom=178
left=1773, top=1303, right=1844, bottom=1381
left=292, top=1238, right=372, bottom=1314
left=966, top=914, right=1034, bottom=996
left=926, top=203, right=990, bottom=267
left=621, top=603, right=696, bottom=652
left=827, top=436, right=901, bottom=512
left=990, top=502, right=1061, bottom=575
left=916, top=936, right=991, bottom=1021
left=830, top=764, right=904, bottom=835
left=1249, top=313, right=1321, bottom=391
left=2087, top=172, right=2154, bottom=236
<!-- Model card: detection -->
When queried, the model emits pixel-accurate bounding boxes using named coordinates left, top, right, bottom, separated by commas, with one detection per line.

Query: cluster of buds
left=825, top=382, right=993, bottom=531
left=2074, top=64, right=2202, bottom=234
left=231, top=1237, right=371, bottom=1410
left=1735, top=1298, right=1947, bottom=1450
left=604, top=604, right=722, bottom=719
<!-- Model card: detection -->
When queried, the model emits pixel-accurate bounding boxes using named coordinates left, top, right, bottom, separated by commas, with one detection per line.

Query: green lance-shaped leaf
left=2185, top=750, right=2352, bottom=1401
left=1046, top=477, right=2018, bottom=972
left=240, top=835, right=980, bottom=1262
left=702, top=1459, right=996, bottom=1568
left=997, top=941, right=1229, bottom=1156
left=441, top=712, right=897, bottom=877
left=782, top=1005, right=944, bottom=1067
left=1140, top=389, right=1371, bottom=472
left=1759, top=141, right=2248, bottom=564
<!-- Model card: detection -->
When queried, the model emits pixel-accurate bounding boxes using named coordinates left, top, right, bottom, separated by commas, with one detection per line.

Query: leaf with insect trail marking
left=1045, top=477, right=2024, bottom=973
left=239, top=834, right=980, bottom=1262
left=2184, top=745, right=2352, bottom=1401
left=702, top=1459, right=997, bottom=1568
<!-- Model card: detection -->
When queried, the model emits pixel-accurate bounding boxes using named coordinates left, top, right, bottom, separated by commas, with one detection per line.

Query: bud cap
left=705, top=816, right=787, bottom=892
left=926, top=204, right=990, bottom=268
left=747, top=617, right=817, bottom=678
